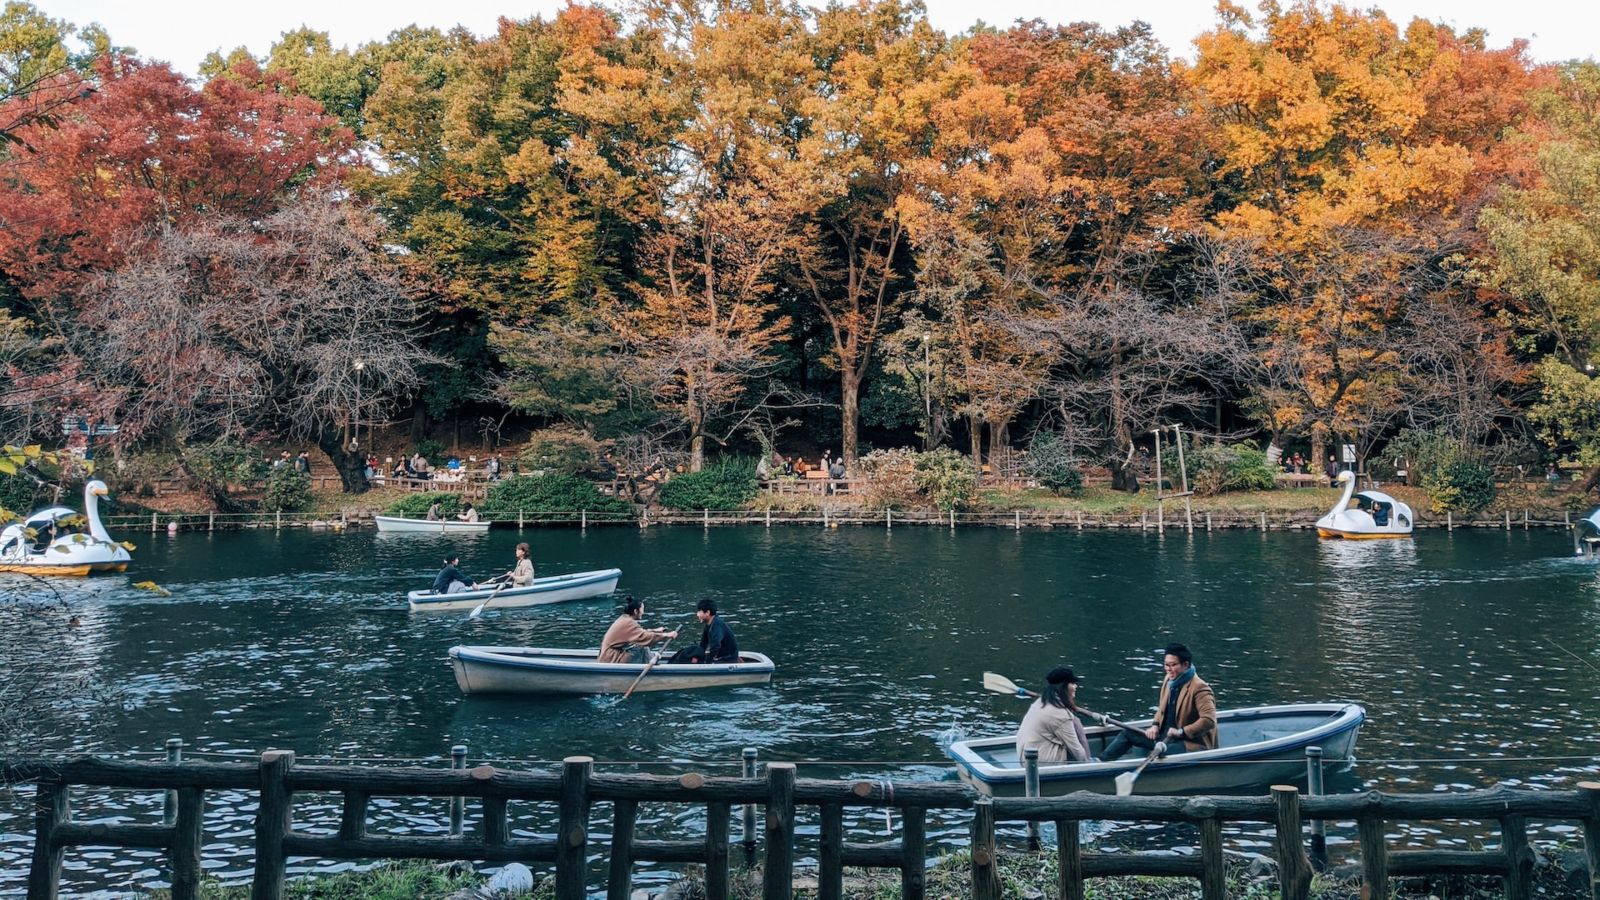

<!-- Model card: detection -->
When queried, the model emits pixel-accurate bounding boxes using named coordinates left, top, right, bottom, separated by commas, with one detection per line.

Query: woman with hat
left=1015, top=666, right=1089, bottom=764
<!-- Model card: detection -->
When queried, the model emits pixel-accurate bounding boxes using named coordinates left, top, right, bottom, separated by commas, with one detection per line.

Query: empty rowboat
left=408, top=568, right=621, bottom=612
left=947, top=702, right=1364, bottom=796
left=449, top=646, right=775, bottom=695
left=375, top=515, right=492, bottom=534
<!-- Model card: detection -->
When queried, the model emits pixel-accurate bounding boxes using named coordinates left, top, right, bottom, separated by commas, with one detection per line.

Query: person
left=1291, top=453, right=1304, bottom=474
left=487, top=455, right=502, bottom=481
left=457, top=503, right=479, bottom=523
left=671, top=599, right=740, bottom=664
left=1099, top=643, right=1217, bottom=761
left=1325, top=454, right=1339, bottom=487
left=828, top=455, right=845, bottom=479
left=781, top=455, right=795, bottom=477
left=294, top=451, right=312, bottom=474
left=412, top=452, right=430, bottom=478
left=504, top=542, right=535, bottom=586
left=272, top=450, right=291, bottom=469
left=392, top=458, right=410, bottom=479
left=598, top=596, right=678, bottom=664
left=1547, top=462, right=1561, bottom=484
left=426, top=501, right=443, bottom=521
left=1015, top=667, right=1089, bottom=765
left=432, top=554, right=474, bottom=594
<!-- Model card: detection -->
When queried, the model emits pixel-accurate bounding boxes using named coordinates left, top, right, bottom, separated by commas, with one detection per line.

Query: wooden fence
left=5, top=752, right=1598, bottom=900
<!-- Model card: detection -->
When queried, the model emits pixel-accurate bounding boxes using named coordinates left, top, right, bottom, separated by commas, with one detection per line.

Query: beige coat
left=598, top=614, right=668, bottom=663
left=1155, top=673, right=1218, bottom=751
left=1015, top=701, right=1087, bottom=764
left=509, top=558, right=534, bottom=586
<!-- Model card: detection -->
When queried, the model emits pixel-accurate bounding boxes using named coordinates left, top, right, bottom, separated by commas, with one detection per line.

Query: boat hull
left=450, top=646, right=775, bottom=695
left=408, top=569, right=622, bottom=611
left=1315, top=527, right=1410, bottom=540
left=375, top=515, right=491, bottom=534
left=949, top=703, right=1364, bottom=796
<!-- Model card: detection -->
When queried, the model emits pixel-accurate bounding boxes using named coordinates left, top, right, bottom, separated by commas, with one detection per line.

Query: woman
left=457, top=503, right=479, bottom=523
left=504, top=542, right=535, bottom=586
left=1015, top=667, right=1089, bottom=765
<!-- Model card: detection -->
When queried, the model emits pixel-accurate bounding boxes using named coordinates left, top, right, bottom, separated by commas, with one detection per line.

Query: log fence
left=5, top=749, right=1598, bottom=900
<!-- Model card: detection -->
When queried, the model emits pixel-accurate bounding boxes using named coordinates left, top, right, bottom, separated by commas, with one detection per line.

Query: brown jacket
left=1155, top=673, right=1218, bottom=752
left=598, top=615, right=668, bottom=663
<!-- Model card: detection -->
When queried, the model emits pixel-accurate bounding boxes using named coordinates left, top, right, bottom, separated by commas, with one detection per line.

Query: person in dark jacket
left=432, top=554, right=474, bottom=594
left=671, top=599, right=740, bottom=663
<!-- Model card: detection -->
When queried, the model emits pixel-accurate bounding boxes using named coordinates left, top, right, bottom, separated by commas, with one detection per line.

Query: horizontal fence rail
left=4, top=750, right=1598, bottom=900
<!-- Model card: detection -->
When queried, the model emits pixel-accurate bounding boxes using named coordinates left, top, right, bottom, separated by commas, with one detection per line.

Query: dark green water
left=3, top=524, right=1598, bottom=893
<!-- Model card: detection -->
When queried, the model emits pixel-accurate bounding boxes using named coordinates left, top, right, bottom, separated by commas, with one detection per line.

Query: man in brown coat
left=1099, top=642, right=1217, bottom=760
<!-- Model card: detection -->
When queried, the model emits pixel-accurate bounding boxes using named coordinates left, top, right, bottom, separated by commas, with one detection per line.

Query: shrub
left=854, top=448, right=922, bottom=509
left=414, top=439, right=446, bottom=463
left=262, top=466, right=312, bottom=513
left=1422, top=457, right=1496, bottom=514
left=1179, top=443, right=1278, bottom=496
left=518, top=427, right=602, bottom=476
left=482, top=474, right=631, bottom=516
left=1024, top=432, right=1083, bottom=495
left=384, top=491, right=465, bottom=518
left=658, top=458, right=759, bottom=511
left=914, top=448, right=979, bottom=511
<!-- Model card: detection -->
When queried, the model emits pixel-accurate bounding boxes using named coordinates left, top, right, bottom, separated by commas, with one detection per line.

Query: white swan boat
left=449, top=646, right=776, bottom=695
left=0, top=480, right=132, bottom=576
left=374, top=514, right=491, bottom=533
left=1574, top=508, right=1600, bottom=556
left=1315, top=471, right=1413, bottom=539
left=407, top=568, right=622, bottom=611
left=947, top=702, right=1365, bottom=796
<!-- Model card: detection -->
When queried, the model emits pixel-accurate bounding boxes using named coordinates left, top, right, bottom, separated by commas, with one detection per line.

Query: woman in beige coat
left=1015, top=667, right=1089, bottom=764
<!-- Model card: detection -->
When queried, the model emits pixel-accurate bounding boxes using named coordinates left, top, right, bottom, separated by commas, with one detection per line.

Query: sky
left=33, top=0, right=1599, bottom=75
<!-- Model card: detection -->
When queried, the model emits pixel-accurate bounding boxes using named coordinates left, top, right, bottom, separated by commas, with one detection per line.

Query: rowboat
left=407, top=568, right=622, bottom=612
left=449, top=646, right=776, bottom=695
left=947, top=702, right=1364, bottom=796
left=374, top=514, right=491, bottom=534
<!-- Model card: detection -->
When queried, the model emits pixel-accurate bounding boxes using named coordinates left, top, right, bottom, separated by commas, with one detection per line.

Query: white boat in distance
left=374, top=514, right=492, bottom=533
left=449, top=646, right=776, bottom=695
left=408, top=568, right=622, bottom=612
left=948, top=702, right=1365, bottom=796
left=1315, top=471, right=1413, bottom=539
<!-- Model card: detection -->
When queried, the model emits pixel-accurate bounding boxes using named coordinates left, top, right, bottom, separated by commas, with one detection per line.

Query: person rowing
left=432, top=553, right=475, bottom=595
left=1015, top=666, right=1089, bottom=764
left=503, top=542, right=534, bottom=586
left=1099, top=642, right=1217, bottom=760
left=598, top=596, right=678, bottom=664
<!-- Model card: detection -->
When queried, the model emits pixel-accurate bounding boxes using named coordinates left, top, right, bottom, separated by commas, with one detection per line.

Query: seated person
left=1015, top=667, right=1088, bottom=764
left=598, top=597, right=678, bottom=664
left=426, top=501, right=443, bottom=521
left=1371, top=502, right=1390, bottom=526
left=457, top=503, right=480, bottom=523
left=432, top=554, right=474, bottom=594
left=669, top=599, right=740, bottom=664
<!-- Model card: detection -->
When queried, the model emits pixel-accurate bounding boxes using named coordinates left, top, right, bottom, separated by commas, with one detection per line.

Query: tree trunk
left=316, top=433, right=370, bottom=494
left=967, top=413, right=983, bottom=464
left=1110, top=454, right=1141, bottom=493
left=1311, top=432, right=1327, bottom=484
left=840, top=369, right=861, bottom=465
left=410, top=403, right=428, bottom=444
left=987, top=417, right=1010, bottom=473
left=171, top=445, right=249, bottom=513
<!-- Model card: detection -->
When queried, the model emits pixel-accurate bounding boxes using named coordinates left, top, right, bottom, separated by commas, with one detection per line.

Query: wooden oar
left=1115, top=740, right=1167, bottom=796
left=620, top=626, right=684, bottom=700
left=981, top=672, right=1145, bottom=737
left=466, top=577, right=512, bottom=620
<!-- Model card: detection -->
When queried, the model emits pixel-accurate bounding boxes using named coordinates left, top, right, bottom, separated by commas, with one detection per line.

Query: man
left=598, top=597, right=678, bottom=664
left=672, top=599, right=740, bottom=664
left=1099, top=643, right=1217, bottom=761
left=432, top=554, right=474, bottom=595
left=294, top=451, right=311, bottom=474
left=1016, top=667, right=1089, bottom=764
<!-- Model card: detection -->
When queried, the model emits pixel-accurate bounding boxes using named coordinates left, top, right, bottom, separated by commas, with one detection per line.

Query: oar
left=1115, top=740, right=1167, bottom=796
left=981, top=672, right=1146, bottom=737
left=621, top=627, right=684, bottom=700
left=466, top=577, right=512, bottom=620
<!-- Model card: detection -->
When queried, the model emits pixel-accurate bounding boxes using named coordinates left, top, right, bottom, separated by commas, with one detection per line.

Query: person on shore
left=1099, top=643, right=1217, bottom=760
left=426, top=501, right=442, bottom=521
left=504, top=542, right=535, bottom=586
left=1325, top=454, right=1339, bottom=487
left=488, top=455, right=502, bottom=481
left=272, top=450, right=291, bottom=469
left=432, top=554, right=474, bottom=594
left=598, top=597, right=678, bottom=664
left=294, top=451, right=312, bottom=474
left=1015, top=667, right=1089, bottom=764
left=457, top=502, right=479, bottom=523
left=671, top=599, right=740, bottom=664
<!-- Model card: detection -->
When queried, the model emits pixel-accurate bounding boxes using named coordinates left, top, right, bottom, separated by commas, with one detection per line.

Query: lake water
left=3, top=524, right=1598, bottom=894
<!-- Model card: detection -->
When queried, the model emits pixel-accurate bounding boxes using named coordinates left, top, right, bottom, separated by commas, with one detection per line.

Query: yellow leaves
left=132, top=581, right=171, bottom=596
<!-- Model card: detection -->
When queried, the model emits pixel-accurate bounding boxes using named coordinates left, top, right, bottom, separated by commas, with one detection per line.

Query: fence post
left=163, top=738, right=183, bottom=825
left=1260, top=512, right=1267, bottom=532
left=706, top=796, right=731, bottom=900
left=151, top=511, right=159, bottom=533
left=1524, top=509, right=1529, bottom=530
left=950, top=509, right=955, bottom=529
left=449, top=744, right=467, bottom=837
left=582, top=510, right=587, bottom=531
left=1185, top=498, right=1193, bottom=533
left=900, top=804, right=926, bottom=900
left=1272, top=785, right=1311, bottom=900
left=1076, top=511, right=1083, bottom=530
left=1505, top=509, right=1511, bottom=530
left=1358, top=810, right=1389, bottom=900
left=766, top=507, right=771, bottom=529
left=819, top=802, right=844, bottom=900
left=170, top=787, right=205, bottom=900
left=1305, top=747, right=1326, bottom=870
left=1024, top=748, right=1041, bottom=850
left=742, top=748, right=759, bottom=867
left=887, top=508, right=892, bottom=531
left=208, top=513, right=214, bottom=532
left=608, top=799, right=637, bottom=900
left=274, top=510, right=281, bottom=530
left=1206, top=512, right=1212, bottom=532
left=1447, top=510, right=1453, bottom=531
left=28, top=780, right=68, bottom=899
left=970, top=796, right=1001, bottom=900
left=1056, top=817, right=1083, bottom=900
left=1199, top=812, right=1226, bottom=900
left=1015, top=510, right=1021, bottom=531
left=764, top=762, right=796, bottom=900
left=704, top=508, right=710, bottom=529
left=823, top=506, right=829, bottom=529
left=556, top=756, right=593, bottom=900
left=252, top=750, right=295, bottom=900
left=1578, top=782, right=1600, bottom=900
left=1502, top=815, right=1534, bottom=900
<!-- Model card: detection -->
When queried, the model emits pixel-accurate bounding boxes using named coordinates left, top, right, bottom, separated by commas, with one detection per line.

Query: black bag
left=668, top=647, right=705, bottom=664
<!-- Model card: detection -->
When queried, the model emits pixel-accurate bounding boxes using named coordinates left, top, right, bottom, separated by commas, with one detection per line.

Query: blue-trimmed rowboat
left=947, top=702, right=1364, bottom=796
left=449, top=646, right=776, bottom=695
left=407, top=568, right=621, bottom=612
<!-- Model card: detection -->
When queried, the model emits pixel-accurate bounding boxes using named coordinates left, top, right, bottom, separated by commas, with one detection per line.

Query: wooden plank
left=819, top=802, right=844, bottom=900
left=628, top=839, right=709, bottom=864
left=281, top=833, right=559, bottom=862
left=1386, top=850, right=1505, bottom=876
left=27, top=781, right=68, bottom=900
left=1199, top=817, right=1226, bottom=900
left=252, top=750, right=295, bottom=900
left=607, top=799, right=636, bottom=900
left=1273, top=786, right=1311, bottom=900
left=169, top=787, right=205, bottom=900
left=1057, top=819, right=1084, bottom=900
left=706, top=802, right=731, bottom=900
left=901, top=806, right=926, bottom=900
left=53, top=822, right=174, bottom=849
left=969, top=797, right=1001, bottom=900
left=764, top=763, right=796, bottom=900
left=1079, top=854, right=1206, bottom=877
left=556, top=757, right=593, bottom=900
left=1580, top=783, right=1600, bottom=900
left=1358, top=815, right=1388, bottom=900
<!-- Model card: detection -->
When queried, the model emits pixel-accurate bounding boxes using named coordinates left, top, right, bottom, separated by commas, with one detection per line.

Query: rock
left=486, top=862, right=536, bottom=896
left=1246, top=856, right=1277, bottom=880
left=1558, top=849, right=1591, bottom=895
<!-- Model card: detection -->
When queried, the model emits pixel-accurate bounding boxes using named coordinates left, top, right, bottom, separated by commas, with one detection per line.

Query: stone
left=486, top=862, right=536, bottom=896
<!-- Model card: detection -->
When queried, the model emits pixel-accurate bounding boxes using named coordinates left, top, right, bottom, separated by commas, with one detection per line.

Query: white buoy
left=166, top=522, right=178, bottom=535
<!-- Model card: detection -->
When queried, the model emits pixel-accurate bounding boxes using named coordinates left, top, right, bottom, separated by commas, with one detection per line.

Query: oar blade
left=1114, top=771, right=1137, bottom=797
left=982, top=671, right=1020, bottom=695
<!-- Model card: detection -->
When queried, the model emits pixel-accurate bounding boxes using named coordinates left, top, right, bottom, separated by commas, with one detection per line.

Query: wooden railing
left=5, top=752, right=1598, bottom=900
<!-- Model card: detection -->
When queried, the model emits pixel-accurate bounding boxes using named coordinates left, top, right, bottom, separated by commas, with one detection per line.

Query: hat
left=1046, top=666, right=1079, bottom=685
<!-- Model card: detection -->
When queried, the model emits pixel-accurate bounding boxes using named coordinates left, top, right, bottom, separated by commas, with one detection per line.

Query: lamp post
left=351, top=359, right=365, bottom=452
left=922, top=333, right=932, bottom=450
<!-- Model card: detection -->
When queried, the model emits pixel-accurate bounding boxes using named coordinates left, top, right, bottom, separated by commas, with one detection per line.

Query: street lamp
left=351, top=359, right=365, bottom=451
left=922, top=333, right=932, bottom=450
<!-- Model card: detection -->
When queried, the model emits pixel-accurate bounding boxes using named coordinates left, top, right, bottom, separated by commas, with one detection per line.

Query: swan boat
left=374, top=514, right=491, bottom=533
left=1315, top=471, right=1413, bottom=539
left=948, top=702, right=1365, bottom=796
left=449, top=646, right=776, bottom=695
left=1574, top=508, right=1600, bottom=556
left=0, top=480, right=132, bottom=576
left=407, top=568, right=622, bottom=612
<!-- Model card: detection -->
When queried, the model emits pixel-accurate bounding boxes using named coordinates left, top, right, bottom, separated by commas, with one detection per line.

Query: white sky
left=32, top=0, right=1598, bottom=75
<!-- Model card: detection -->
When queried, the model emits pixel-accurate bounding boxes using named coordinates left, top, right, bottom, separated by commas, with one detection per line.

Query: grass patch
left=142, top=860, right=483, bottom=899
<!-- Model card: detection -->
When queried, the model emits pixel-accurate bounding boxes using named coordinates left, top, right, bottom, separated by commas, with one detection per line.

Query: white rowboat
left=375, top=515, right=491, bottom=533
left=948, top=702, right=1364, bottom=796
left=408, top=568, right=622, bottom=612
left=449, top=646, right=775, bottom=695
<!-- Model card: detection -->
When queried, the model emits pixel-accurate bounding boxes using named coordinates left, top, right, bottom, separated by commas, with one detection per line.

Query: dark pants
left=1099, top=731, right=1193, bottom=761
